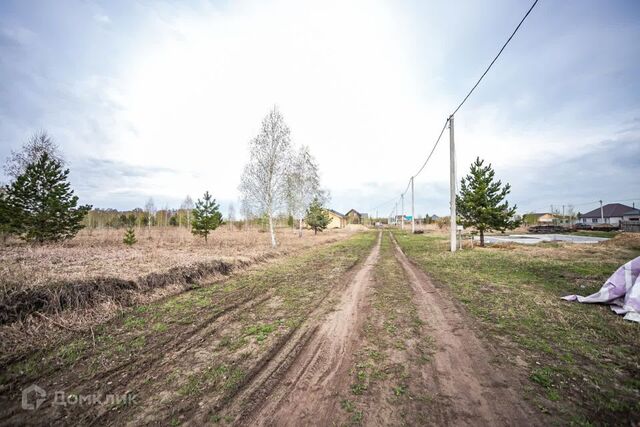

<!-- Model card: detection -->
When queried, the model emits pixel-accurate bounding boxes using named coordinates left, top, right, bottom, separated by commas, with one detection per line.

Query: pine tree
left=191, top=191, right=223, bottom=243
left=123, top=226, right=137, bottom=246
left=4, top=152, right=91, bottom=243
left=0, top=189, right=13, bottom=242
left=456, top=157, right=519, bottom=247
left=305, top=198, right=331, bottom=235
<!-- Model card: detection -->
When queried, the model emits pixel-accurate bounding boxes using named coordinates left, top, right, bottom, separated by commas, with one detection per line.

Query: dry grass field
left=0, top=226, right=352, bottom=361
left=0, top=226, right=348, bottom=293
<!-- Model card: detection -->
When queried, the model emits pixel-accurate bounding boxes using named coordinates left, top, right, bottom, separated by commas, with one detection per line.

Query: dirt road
left=1, top=231, right=540, bottom=426
left=227, top=231, right=539, bottom=426
left=228, top=232, right=382, bottom=426
left=389, top=233, right=538, bottom=426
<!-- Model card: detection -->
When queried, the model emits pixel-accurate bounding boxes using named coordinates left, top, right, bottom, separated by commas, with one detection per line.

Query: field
left=394, top=230, right=640, bottom=424
left=0, top=226, right=351, bottom=361
left=1, top=228, right=639, bottom=425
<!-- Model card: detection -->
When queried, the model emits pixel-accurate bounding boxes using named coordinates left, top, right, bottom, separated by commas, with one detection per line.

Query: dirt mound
left=605, top=232, right=640, bottom=250
left=0, top=255, right=272, bottom=325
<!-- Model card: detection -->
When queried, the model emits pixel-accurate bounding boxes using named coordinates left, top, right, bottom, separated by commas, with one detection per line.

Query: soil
left=388, top=234, right=540, bottom=426
left=1, top=231, right=542, bottom=426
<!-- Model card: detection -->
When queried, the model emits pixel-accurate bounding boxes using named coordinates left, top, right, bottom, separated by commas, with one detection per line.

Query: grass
left=565, top=230, right=619, bottom=238
left=341, top=232, right=434, bottom=425
left=0, top=226, right=355, bottom=364
left=1, top=231, right=378, bottom=424
left=393, top=230, right=640, bottom=423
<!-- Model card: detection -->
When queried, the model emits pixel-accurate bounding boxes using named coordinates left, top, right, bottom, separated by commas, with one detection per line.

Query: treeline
left=83, top=208, right=298, bottom=230
left=84, top=208, right=190, bottom=229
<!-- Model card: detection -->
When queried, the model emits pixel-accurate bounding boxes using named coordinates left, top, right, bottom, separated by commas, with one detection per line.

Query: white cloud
left=1, top=0, right=638, bottom=214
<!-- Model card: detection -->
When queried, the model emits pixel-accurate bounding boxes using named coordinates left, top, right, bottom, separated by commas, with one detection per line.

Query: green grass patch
left=393, top=230, right=640, bottom=423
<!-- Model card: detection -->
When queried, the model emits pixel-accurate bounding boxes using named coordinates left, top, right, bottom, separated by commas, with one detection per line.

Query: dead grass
left=0, top=232, right=377, bottom=425
left=0, top=226, right=354, bottom=360
left=0, top=226, right=348, bottom=294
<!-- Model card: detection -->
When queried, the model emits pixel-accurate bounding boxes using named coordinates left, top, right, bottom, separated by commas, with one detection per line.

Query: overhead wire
left=377, top=0, right=540, bottom=214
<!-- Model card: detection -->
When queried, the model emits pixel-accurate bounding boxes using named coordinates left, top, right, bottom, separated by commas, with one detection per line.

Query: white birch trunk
left=268, top=214, right=277, bottom=247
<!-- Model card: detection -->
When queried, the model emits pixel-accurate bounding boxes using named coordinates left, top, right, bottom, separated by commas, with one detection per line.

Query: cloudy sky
left=1, top=0, right=639, bottom=217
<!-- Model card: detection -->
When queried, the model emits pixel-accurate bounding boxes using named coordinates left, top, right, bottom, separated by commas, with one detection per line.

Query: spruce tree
left=305, top=198, right=330, bottom=235
left=191, top=191, right=223, bottom=243
left=4, top=152, right=91, bottom=243
left=456, top=157, right=519, bottom=247
left=123, top=226, right=137, bottom=246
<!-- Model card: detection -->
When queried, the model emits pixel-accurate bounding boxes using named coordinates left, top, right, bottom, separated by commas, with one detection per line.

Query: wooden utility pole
left=449, top=115, right=457, bottom=252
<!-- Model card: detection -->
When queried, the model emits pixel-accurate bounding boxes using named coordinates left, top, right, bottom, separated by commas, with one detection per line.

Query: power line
left=379, top=0, right=540, bottom=215
left=451, top=0, right=540, bottom=116
left=412, top=119, right=450, bottom=181
left=400, top=117, right=450, bottom=198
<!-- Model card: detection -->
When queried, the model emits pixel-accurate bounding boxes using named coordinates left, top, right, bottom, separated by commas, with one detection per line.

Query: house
left=579, top=203, right=637, bottom=226
left=622, top=208, right=640, bottom=222
left=326, top=209, right=347, bottom=229
left=345, top=209, right=368, bottom=224
left=524, top=213, right=555, bottom=225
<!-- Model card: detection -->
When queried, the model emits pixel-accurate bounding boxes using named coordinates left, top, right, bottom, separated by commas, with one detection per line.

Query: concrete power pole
left=411, top=176, right=415, bottom=234
left=449, top=115, right=457, bottom=252
left=401, top=194, right=404, bottom=230
left=600, top=200, right=604, bottom=223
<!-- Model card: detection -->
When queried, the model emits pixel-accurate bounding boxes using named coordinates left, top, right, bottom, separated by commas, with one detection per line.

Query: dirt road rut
left=227, top=231, right=538, bottom=426
left=228, top=232, right=382, bottom=426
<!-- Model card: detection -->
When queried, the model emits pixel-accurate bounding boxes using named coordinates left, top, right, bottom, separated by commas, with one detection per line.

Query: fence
left=621, top=221, right=640, bottom=233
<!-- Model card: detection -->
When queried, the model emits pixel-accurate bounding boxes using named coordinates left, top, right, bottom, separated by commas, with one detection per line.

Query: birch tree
left=239, top=106, right=292, bottom=247
left=145, top=198, right=156, bottom=231
left=4, top=131, right=64, bottom=181
left=286, top=145, right=324, bottom=237
left=181, top=195, right=194, bottom=228
left=228, top=203, right=235, bottom=230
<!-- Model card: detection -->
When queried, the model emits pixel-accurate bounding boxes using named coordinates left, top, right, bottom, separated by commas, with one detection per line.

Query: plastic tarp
left=562, top=256, right=640, bottom=323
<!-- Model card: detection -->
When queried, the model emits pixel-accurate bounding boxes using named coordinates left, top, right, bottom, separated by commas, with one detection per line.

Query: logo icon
left=21, top=384, right=46, bottom=410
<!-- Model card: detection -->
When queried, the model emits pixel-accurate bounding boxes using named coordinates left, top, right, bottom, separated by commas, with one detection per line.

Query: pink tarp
left=562, top=256, right=640, bottom=323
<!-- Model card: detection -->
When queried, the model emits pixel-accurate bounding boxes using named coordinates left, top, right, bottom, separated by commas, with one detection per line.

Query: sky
left=1, top=0, right=639, bottom=217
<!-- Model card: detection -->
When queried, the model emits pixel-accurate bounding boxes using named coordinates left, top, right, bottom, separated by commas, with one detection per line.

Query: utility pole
left=449, top=115, right=457, bottom=252
left=401, top=194, right=404, bottom=230
left=600, top=200, right=604, bottom=223
left=411, top=176, right=415, bottom=234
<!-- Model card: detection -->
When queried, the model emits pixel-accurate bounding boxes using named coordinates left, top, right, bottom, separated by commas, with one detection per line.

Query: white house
left=623, top=208, right=640, bottom=222
left=579, top=203, right=637, bottom=226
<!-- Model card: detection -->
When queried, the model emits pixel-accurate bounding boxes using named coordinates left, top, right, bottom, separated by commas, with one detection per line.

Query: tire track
left=225, top=232, right=382, bottom=426
left=389, top=233, right=541, bottom=426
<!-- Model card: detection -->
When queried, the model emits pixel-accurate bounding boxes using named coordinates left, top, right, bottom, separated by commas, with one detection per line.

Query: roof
left=327, top=209, right=345, bottom=218
left=527, top=213, right=553, bottom=217
left=345, top=209, right=361, bottom=216
left=580, top=203, right=635, bottom=218
left=623, top=209, right=640, bottom=216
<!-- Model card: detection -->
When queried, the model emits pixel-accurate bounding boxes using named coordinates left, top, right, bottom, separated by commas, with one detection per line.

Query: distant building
left=579, top=203, right=637, bottom=226
left=326, top=209, right=347, bottom=229
left=524, top=213, right=555, bottom=225
left=345, top=209, right=368, bottom=225
left=622, top=209, right=640, bottom=222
